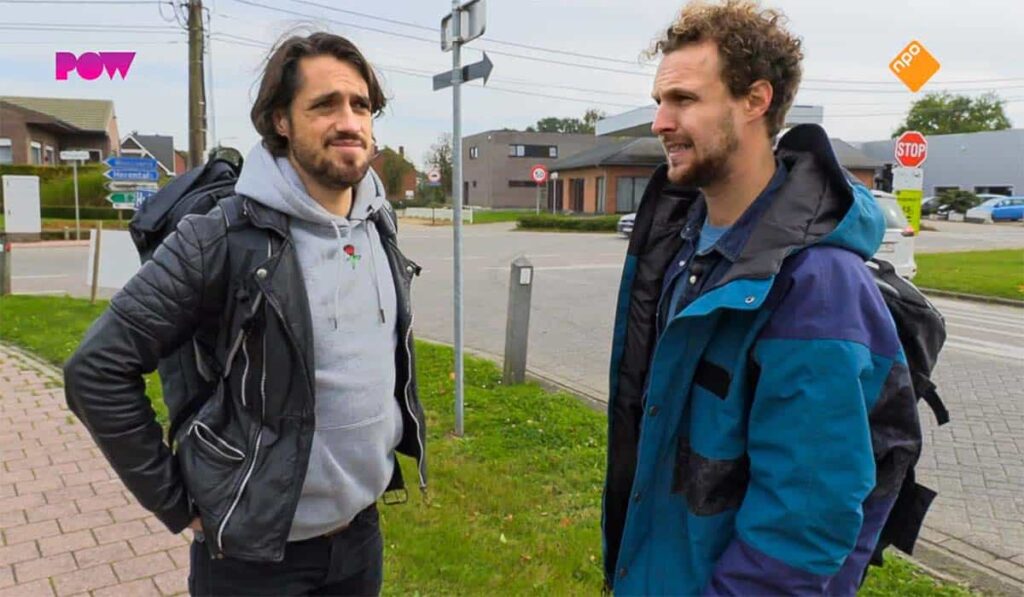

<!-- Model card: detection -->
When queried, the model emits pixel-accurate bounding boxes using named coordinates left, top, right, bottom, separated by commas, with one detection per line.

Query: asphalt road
left=5, top=219, right=1024, bottom=576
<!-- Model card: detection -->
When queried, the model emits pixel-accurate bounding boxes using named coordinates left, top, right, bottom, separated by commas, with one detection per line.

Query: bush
left=517, top=214, right=620, bottom=232
left=0, top=164, right=109, bottom=208
left=938, top=189, right=981, bottom=214
left=41, top=206, right=122, bottom=220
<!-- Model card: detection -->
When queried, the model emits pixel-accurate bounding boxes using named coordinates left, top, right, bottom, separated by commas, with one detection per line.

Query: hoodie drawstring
left=329, top=218, right=387, bottom=328
left=367, top=224, right=387, bottom=324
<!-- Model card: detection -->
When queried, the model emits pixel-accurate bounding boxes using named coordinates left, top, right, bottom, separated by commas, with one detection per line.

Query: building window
left=469, top=146, right=479, bottom=159
left=974, top=185, right=1013, bottom=196
left=509, top=144, right=558, bottom=159
left=596, top=176, right=606, bottom=213
left=569, top=178, right=585, bottom=212
left=0, top=138, right=12, bottom=165
left=472, top=180, right=477, bottom=188
left=44, top=146, right=55, bottom=165
left=30, top=141, right=42, bottom=165
left=616, top=176, right=648, bottom=213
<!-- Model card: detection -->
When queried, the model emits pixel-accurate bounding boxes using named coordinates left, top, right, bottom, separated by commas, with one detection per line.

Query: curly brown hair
left=251, top=32, right=387, bottom=156
left=651, top=0, right=803, bottom=137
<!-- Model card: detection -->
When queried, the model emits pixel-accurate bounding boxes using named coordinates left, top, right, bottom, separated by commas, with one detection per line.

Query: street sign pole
left=73, top=159, right=81, bottom=241
left=451, top=0, right=465, bottom=437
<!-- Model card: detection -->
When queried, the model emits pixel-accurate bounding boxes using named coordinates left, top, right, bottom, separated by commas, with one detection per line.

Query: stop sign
left=895, top=131, right=928, bottom=168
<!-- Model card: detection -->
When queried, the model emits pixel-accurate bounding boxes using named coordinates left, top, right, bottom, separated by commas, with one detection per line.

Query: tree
left=421, top=133, right=453, bottom=203
left=526, top=108, right=607, bottom=134
left=938, top=189, right=981, bottom=214
left=376, top=146, right=415, bottom=200
left=893, top=92, right=1012, bottom=138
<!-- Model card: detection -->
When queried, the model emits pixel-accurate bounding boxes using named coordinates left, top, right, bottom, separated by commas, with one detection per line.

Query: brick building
left=0, top=96, right=120, bottom=165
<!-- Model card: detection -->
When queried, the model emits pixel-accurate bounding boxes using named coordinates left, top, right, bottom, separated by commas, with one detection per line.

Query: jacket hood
left=235, top=142, right=387, bottom=226
left=635, top=124, right=885, bottom=287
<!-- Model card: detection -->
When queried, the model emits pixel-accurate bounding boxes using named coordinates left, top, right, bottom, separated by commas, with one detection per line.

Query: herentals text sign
left=56, top=52, right=135, bottom=81
left=894, top=131, right=928, bottom=168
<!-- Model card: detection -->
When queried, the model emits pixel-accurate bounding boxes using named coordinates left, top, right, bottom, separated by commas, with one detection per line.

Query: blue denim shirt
left=657, top=160, right=789, bottom=335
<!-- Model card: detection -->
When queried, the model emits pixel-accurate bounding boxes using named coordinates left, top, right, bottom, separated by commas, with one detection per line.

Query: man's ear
left=745, top=80, right=773, bottom=124
left=273, top=109, right=290, bottom=140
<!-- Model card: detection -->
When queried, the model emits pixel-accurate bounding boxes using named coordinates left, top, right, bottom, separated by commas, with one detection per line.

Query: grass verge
left=915, top=249, right=1024, bottom=301
left=0, top=295, right=976, bottom=595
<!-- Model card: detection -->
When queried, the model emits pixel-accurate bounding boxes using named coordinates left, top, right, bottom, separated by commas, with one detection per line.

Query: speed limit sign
left=530, top=164, right=549, bottom=184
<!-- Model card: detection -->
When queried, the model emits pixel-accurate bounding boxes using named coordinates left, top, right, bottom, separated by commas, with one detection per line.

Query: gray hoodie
left=235, top=143, right=403, bottom=541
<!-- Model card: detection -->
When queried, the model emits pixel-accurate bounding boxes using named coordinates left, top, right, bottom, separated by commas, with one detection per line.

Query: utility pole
left=187, top=0, right=207, bottom=168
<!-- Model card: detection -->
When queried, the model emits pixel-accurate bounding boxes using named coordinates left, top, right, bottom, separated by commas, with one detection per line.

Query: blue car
left=991, top=197, right=1024, bottom=222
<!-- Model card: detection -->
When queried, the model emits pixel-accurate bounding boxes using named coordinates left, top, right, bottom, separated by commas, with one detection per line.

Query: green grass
left=0, top=295, right=976, bottom=596
left=916, top=249, right=1024, bottom=300
left=470, top=209, right=534, bottom=224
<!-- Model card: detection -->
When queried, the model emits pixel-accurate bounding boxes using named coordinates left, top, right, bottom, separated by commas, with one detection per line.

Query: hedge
left=41, top=206, right=123, bottom=220
left=516, top=214, right=620, bottom=232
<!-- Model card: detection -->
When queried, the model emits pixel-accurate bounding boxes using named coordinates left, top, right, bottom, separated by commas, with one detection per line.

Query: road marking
left=944, top=335, right=1024, bottom=361
left=12, top=274, right=68, bottom=280
left=484, top=264, right=622, bottom=272
left=946, top=321, right=1024, bottom=340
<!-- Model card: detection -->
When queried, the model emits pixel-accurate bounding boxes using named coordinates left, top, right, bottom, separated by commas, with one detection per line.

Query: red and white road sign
left=427, top=169, right=442, bottom=183
left=894, top=131, right=928, bottom=168
left=530, top=164, right=549, bottom=184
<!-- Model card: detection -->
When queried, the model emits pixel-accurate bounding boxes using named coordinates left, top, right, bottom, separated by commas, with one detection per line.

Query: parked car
left=920, top=195, right=942, bottom=216
left=871, top=190, right=917, bottom=279
left=990, top=197, right=1024, bottom=222
left=965, top=196, right=1016, bottom=222
left=618, top=213, right=635, bottom=237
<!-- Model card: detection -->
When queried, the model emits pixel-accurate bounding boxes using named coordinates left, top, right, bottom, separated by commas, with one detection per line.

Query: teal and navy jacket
left=603, top=124, right=923, bottom=595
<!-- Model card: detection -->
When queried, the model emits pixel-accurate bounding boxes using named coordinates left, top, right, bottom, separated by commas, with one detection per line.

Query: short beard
left=677, top=113, right=739, bottom=188
left=289, top=129, right=369, bottom=191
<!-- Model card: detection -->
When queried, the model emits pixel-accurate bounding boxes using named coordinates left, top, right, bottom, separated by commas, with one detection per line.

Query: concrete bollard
left=503, top=256, right=534, bottom=385
left=0, top=235, right=11, bottom=296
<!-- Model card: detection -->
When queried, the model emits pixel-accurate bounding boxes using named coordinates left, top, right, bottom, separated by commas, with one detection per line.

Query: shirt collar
left=682, top=158, right=788, bottom=263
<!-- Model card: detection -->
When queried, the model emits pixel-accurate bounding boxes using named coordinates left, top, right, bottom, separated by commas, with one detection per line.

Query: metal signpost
left=530, top=164, right=548, bottom=214
left=893, top=131, right=927, bottom=232
left=104, top=156, right=160, bottom=212
left=435, top=0, right=490, bottom=437
left=59, top=150, right=90, bottom=240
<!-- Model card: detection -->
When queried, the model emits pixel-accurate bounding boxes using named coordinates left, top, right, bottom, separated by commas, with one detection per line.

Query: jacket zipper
left=404, top=312, right=426, bottom=489
left=215, top=239, right=271, bottom=555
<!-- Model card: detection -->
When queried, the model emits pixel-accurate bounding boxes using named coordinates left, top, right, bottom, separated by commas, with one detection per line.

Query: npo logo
left=56, top=52, right=135, bottom=81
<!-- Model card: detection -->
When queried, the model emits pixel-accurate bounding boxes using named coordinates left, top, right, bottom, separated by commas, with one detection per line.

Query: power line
left=210, top=33, right=643, bottom=110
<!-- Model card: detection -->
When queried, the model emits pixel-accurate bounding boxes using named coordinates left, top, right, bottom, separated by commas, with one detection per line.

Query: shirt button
left=688, top=274, right=698, bottom=284
left=647, top=405, right=659, bottom=417
left=678, top=260, right=686, bottom=268
left=633, top=491, right=642, bottom=502
left=618, top=567, right=628, bottom=579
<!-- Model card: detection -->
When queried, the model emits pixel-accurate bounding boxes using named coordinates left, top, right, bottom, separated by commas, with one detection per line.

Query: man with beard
left=63, top=32, right=426, bottom=596
left=603, top=1, right=921, bottom=594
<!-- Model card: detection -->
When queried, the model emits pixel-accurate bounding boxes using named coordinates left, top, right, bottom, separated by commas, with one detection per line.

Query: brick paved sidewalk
left=1, top=344, right=189, bottom=597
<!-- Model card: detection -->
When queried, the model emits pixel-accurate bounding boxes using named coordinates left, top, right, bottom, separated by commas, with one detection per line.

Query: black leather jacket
left=64, top=197, right=426, bottom=562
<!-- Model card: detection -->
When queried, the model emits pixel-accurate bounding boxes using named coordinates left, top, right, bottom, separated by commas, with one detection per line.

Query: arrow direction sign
left=106, top=181, right=159, bottom=192
left=107, top=189, right=158, bottom=210
left=105, top=156, right=158, bottom=170
left=104, top=169, right=159, bottom=182
left=433, top=52, right=493, bottom=91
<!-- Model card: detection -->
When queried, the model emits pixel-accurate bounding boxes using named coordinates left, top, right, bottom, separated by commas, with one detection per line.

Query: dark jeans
left=189, top=505, right=383, bottom=596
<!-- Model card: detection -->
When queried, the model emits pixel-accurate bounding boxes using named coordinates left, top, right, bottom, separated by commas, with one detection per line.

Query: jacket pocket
left=176, top=385, right=251, bottom=525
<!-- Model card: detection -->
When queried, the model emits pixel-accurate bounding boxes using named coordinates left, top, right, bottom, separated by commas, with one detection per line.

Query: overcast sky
left=2, top=0, right=1022, bottom=170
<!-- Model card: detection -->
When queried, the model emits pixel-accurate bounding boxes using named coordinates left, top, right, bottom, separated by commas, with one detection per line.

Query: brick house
left=370, top=145, right=417, bottom=200
left=0, top=96, right=120, bottom=165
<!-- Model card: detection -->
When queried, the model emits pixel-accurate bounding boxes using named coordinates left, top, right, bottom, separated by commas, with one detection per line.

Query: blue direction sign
left=135, top=188, right=157, bottom=209
left=104, top=169, right=159, bottom=182
left=105, top=156, right=158, bottom=170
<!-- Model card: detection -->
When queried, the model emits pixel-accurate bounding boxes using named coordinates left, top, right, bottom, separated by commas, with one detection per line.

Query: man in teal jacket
left=603, top=2, right=922, bottom=594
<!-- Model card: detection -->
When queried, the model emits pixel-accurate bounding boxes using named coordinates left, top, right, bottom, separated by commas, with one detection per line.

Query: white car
left=966, top=196, right=1013, bottom=223
left=871, top=190, right=917, bottom=279
left=617, top=213, right=635, bottom=237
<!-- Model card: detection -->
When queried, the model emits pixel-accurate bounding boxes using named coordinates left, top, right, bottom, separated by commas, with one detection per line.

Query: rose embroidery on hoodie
left=342, top=243, right=361, bottom=270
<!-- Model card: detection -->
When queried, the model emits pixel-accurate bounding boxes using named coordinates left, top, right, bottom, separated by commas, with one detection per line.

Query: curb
left=11, top=239, right=91, bottom=249
left=920, top=288, right=1024, bottom=308
left=419, top=335, right=1024, bottom=594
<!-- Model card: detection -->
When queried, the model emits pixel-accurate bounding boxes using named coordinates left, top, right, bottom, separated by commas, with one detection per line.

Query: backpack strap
left=915, top=372, right=950, bottom=426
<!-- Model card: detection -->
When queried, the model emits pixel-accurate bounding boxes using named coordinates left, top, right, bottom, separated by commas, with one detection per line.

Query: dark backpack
left=128, top=150, right=245, bottom=443
left=866, top=257, right=950, bottom=570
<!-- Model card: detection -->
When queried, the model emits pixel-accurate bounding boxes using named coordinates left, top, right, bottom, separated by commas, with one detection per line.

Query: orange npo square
left=889, top=40, right=940, bottom=92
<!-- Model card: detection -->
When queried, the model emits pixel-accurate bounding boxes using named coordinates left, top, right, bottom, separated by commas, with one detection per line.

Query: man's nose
left=651, top=104, right=676, bottom=136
